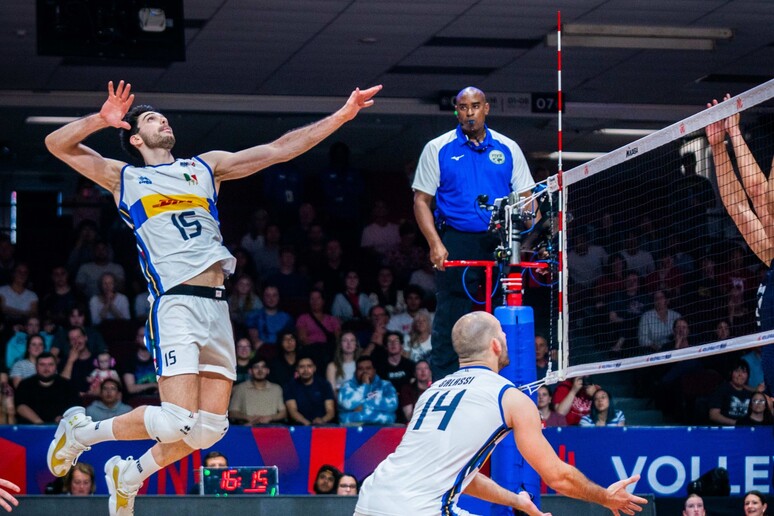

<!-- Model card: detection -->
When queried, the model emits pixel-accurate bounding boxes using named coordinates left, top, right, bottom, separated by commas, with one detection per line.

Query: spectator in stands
left=229, top=247, right=260, bottom=288
left=385, top=221, right=426, bottom=287
left=387, top=285, right=428, bottom=338
left=741, top=347, right=764, bottom=392
left=607, top=271, right=649, bottom=353
left=284, top=356, right=335, bottom=426
left=318, top=141, right=364, bottom=248
left=594, top=253, right=628, bottom=304
left=568, top=229, right=608, bottom=293
left=638, top=290, right=682, bottom=353
left=265, top=246, right=310, bottom=304
left=85, top=351, right=121, bottom=395
left=717, top=245, right=757, bottom=300
left=15, top=352, right=79, bottom=424
left=299, top=222, right=328, bottom=277
left=376, top=331, right=415, bottom=392
left=5, top=316, right=52, bottom=370
left=537, top=385, right=566, bottom=428
left=253, top=223, right=283, bottom=278
left=361, top=200, right=401, bottom=261
left=338, top=356, right=398, bottom=425
left=227, top=274, right=263, bottom=336
left=580, top=388, right=625, bottom=426
left=60, top=326, right=95, bottom=394
left=369, top=266, right=406, bottom=316
left=122, top=326, right=159, bottom=398
left=268, top=330, right=298, bottom=388
left=403, top=309, right=432, bottom=363
left=326, top=331, right=360, bottom=395
left=553, top=376, right=599, bottom=426
left=682, top=493, right=706, bottom=516
left=311, top=238, right=349, bottom=304
left=736, top=391, right=773, bottom=426
left=0, top=381, right=14, bottom=425
left=743, top=490, right=768, bottom=516
left=296, top=288, right=341, bottom=371
left=229, top=357, right=286, bottom=425
left=0, top=262, right=38, bottom=325
left=234, top=337, right=254, bottom=384
left=40, top=265, right=83, bottom=327
left=725, top=284, right=756, bottom=337
left=51, top=306, right=106, bottom=362
left=708, top=359, right=753, bottom=426
left=336, top=473, right=359, bottom=496
left=67, top=220, right=98, bottom=275
left=360, top=305, right=390, bottom=359
left=644, top=252, right=685, bottom=299
left=240, top=209, right=269, bottom=268
left=246, top=285, right=295, bottom=359
left=75, top=241, right=125, bottom=299
left=535, top=334, right=550, bottom=381
left=10, top=334, right=45, bottom=388
left=620, top=230, right=655, bottom=277
left=312, top=464, right=341, bottom=495
left=63, top=462, right=96, bottom=495
left=285, top=203, right=318, bottom=253
left=669, top=318, right=696, bottom=351
left=332, top=270, right=373, bottom=325
left=85, top=378, right=131, bottom=421
left=399, top=360, right=432, bottom=422
left=88, top=272, right=130, bottom=325
left=408, top=251, right=436, bottom=306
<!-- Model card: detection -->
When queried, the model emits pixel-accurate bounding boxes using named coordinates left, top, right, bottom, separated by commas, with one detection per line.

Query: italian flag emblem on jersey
left=184, top=173, right=198, bottom=185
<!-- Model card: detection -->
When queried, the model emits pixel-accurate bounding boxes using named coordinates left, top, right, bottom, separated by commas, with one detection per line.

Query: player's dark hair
left=119, top=104, right=156, bottom=160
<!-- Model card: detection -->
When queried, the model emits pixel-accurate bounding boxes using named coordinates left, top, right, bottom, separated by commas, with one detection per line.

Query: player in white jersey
left=356, top=311, right=648, bottom=516
left=44, top=79, right=381, bottom=515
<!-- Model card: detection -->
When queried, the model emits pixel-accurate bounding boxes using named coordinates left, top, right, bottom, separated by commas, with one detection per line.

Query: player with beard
left=355, top=312, right=647, bottom=516
left=43, top=80, right=381, bottom=515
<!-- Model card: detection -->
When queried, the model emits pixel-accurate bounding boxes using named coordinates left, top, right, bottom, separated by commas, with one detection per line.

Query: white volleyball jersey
left=356, top=366, right=515, bottom=516
left=118, top=157, right=236, bottom=299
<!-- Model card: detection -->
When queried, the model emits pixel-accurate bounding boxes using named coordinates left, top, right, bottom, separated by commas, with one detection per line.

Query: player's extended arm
left=0, top=477, right=19, bottom=513
left=44, top=81, right=132, bottom=195
left=463, top=473, right=552, bottom=516
left=204, top=85, right=382, bottom=182
left=504, top=389, right=647, bottom=516
left=414, top=190, right=448, bottom=270
left=706, top=98, right=773, bottom=264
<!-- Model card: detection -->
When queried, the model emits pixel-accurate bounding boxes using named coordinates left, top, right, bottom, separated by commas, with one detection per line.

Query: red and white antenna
left=557, top=10, right=563, bottom=175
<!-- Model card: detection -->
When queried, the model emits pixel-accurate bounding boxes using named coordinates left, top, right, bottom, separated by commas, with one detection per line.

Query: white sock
left=124, top=450, right=162, bottom=484
left=74, top=418, right=115, bottom=446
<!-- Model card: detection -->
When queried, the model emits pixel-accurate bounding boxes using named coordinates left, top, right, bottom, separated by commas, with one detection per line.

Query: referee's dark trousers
left=430, top=227, right=501, bottom=381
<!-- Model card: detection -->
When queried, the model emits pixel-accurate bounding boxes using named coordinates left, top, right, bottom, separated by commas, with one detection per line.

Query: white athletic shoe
left=46, top=406, right=92, bottom=477
left=105, top=455, right=142, bottom=516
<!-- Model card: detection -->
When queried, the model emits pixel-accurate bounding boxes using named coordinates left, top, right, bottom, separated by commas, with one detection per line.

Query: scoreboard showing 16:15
left=200, top=466, right=279, bottom=495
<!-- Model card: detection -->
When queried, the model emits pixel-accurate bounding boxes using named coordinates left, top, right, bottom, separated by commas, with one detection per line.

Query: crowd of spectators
left=0, top=140, right=771, bottom=430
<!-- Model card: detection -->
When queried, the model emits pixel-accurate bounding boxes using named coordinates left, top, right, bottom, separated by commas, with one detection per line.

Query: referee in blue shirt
left=413, top=87, right=535, bottom=381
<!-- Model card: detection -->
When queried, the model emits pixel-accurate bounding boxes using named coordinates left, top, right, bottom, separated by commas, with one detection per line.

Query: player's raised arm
left=203, top=85, right=382, bottom=182
left=45, top=80, right=132, bottom=194
left=504, top=388, right=647, bottom=515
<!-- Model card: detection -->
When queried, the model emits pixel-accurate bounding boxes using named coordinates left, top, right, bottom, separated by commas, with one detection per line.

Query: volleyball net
left=540, top=79, right=774, bottom=385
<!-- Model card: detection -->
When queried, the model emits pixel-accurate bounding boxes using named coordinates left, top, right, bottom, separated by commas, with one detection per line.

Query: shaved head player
left=355, top=312, right=647, bottom=516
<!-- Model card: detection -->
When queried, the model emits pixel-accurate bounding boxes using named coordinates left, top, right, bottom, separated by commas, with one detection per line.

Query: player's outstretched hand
left=512, top=491, right=552, bottom=516
left=0, top=478, right=20, bottom=512
left=341, top=85, right=383, bottom=121
left=604, top=475, right=647, bottom=516
left=705, top=96, right=729, bottom=146
left=100, top=80, right=135, bottom=130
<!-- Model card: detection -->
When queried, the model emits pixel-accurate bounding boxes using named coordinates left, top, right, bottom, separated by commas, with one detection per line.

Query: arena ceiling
left=0, top=0, right=773, bottom=174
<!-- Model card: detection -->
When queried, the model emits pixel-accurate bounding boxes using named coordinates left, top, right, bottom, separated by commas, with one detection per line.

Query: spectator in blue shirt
left=283, top=356, right=335, bottom=426
left=246, top=285, right=294, bottom=360
left=338, top=356, right=398, bottom=425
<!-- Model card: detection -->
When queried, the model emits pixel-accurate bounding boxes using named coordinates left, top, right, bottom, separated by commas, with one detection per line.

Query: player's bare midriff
left=183, top=262, right=225, bottom=288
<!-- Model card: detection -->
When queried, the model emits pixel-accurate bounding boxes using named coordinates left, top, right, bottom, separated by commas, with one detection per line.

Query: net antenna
left=548, top=78, right=774, bottom=384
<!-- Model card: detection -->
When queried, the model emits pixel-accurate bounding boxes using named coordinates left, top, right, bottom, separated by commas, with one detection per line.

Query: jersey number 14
left=413, top=390, right=466, bottom=431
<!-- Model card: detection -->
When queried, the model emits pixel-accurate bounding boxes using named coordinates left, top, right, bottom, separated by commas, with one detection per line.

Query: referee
left=413, top=86, right=535, bottom=381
